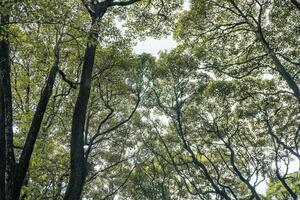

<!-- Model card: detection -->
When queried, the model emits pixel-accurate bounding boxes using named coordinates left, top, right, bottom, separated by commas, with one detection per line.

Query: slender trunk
left=228, top=146, right=260, bottom=200
left=229, top=0, right=300, bottom=102
left=174, top=109, right=231, bottom=200
left=1, top=12, right=13, bottom=200
left=64, top=25, right=98, bottom=200
left=274, top=150, right=298, bottom=200
left=0, top=39, right=15, bottom=200
left=256, top=30, right=300, bottom=102
left=0, top=66, right=5, bottom=200
left=64, top=0, right=141, bottom=197
left=13, top=46, right=60, bottom=200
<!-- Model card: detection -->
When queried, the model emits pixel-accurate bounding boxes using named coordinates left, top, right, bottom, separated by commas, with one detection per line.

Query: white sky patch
left=256, top=180, right=268, bottom=196
left=262, top=73, right=273, bottom=80
left=183, top=0, right=190, bottom=10
left=133, top=0, right=190, bottom=56
left=133, top=35, right=177, bottom=56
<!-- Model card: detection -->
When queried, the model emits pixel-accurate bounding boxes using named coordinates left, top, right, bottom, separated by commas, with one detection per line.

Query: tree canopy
left=0, top=0, right=299, bottom=200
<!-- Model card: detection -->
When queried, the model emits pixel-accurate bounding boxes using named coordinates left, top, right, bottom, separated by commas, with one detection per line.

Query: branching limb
left=59, top=69, right=77, bottom=89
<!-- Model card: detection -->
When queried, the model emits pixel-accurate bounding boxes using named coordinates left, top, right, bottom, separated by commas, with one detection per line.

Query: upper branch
left=291, top=0, right=300, bottom=11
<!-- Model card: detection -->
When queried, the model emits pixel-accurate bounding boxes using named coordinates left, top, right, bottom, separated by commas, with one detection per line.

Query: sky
left=133, top=36, right=177, bottom=56
left=132, top=0, right=190, bottom=57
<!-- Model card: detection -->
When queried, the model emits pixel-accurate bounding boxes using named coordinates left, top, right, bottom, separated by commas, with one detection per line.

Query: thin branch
left=59, top=70, right=77, bottom=89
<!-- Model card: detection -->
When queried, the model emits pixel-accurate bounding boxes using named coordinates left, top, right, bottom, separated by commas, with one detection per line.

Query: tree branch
left=59, top=69, right=77, bottom=89
left=291, top=0, right=300, bottom=11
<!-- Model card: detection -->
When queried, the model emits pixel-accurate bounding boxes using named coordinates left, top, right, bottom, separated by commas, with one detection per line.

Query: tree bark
left=0, top=39, right=15, bottom=200
left=0, top=63, right=5, bottom=200
left=13, top=46, right=61, bottom=200
left=64, top=1, right=140, bottom=198
left=64, top=23, right=98, bottom=200
left=63, top=4, right=114, bottom=199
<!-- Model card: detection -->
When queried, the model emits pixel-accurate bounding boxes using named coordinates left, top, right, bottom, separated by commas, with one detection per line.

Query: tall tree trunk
left=0, top=30, right=6, bottom=200
left=0, top=66, right=5, bottom=200
left=229, top=0, right=300, bottom=102
left=0, top=38, right=15, bottom=200
left=1, top=11, right=12, bottom=200
left=64, top=23, right=98, bottom=200
left=13, top=46, right=61, bottom=200
left=63, top=4, right=112, bottom=199
left=64, top=1, right=140, bottom=198
left=255, top=27, right=300, bottom=103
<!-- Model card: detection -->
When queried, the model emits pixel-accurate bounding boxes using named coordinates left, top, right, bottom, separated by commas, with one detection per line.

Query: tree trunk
left=229, top=0, right=300, bottom=102
left=0, top=64, right=6, bottom=200
left=64, top=30, right=97, bottom=200
left=64, top=0, right=140, bottom=197
left=256, top=30, right=300, bottom=103
left=228, top=146, right=260, bottom=200
left=275, top=150, right=298, bottom=200
left=0, top=39, right=15, bottom=200
left=13, top=46, right=61, bottom=200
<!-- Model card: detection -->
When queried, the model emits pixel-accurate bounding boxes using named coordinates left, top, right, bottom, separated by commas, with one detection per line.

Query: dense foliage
left=0, top=0, right=299, bottom=199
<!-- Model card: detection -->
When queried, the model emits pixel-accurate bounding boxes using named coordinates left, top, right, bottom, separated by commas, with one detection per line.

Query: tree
left=1, top=1, right=77, bottom=199
left=64, top=0, right=182, bottom=199
left=1, top=0, right=182, bottom=199
left=175, top=0, right=300, bottom=102
left=1, top=1, right=299, bottom=199
left=137, top=47, right=298, bottom=199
